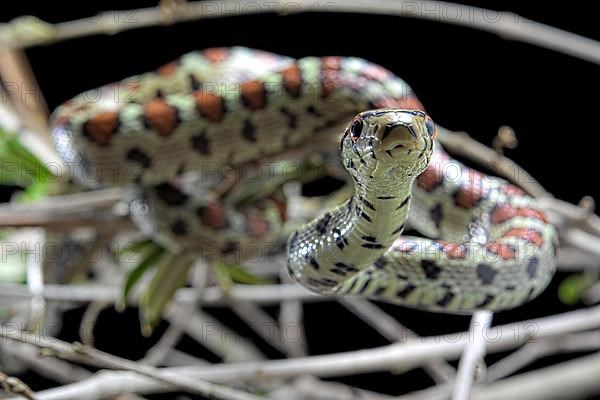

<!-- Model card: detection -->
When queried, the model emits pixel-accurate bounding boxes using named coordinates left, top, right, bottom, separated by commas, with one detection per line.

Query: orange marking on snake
left=491, top=205, right=549, bottom=225
left=156, top=61, right=178, bottom=77
left=84, top=111, right=119, bottom=145
left=417, top=164, right=444, bottom=192
left=485, top=243, right=516, bottom=260
left=248, top=215, right=270, bottom=238
left=437, top=241, right=467, bottom=259
left=194, top=91, right=225, bottom=122
left=241, top=80, right=267, bottom=110
left=454, top=170, right=486, bottom=208
left=502, top=228, right=544, bottom=246
left=202, top=48, right=229, bottom=63
left=144, top=99, right=178, bottom=136
left=281, top=64, right=302, bottom=98
left=322, top=56, right=342, bottom=71
left=502, top=184, right=526, bottom=196
left=199, top=202, right=226, bottom=230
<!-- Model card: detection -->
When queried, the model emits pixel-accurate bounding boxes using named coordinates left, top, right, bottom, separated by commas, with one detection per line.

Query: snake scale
left=51, top=47, right=557, bottom=313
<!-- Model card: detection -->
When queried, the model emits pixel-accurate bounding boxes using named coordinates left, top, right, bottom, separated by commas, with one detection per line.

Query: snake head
left=341, top=109, right=436, bottom=177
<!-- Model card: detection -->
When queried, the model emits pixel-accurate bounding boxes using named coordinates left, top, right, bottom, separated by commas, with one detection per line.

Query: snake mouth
left=378, top=120, right=426, bottom=160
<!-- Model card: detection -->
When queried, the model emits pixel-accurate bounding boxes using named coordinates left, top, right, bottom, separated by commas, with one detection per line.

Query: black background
left=2, top=1, right=599, bottom=398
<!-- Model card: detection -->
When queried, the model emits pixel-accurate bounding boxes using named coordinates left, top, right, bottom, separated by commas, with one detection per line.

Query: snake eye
left=425, top=117, right=436, bottom=138
left=350, top=119, right=363, bottom=142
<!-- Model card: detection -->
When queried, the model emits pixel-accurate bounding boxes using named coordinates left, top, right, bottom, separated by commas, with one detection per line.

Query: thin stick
left=1, top=370, right=36, bottom=400
left=0, top=282, right=321, bottom=305
left=0, top=332, right=264, bottom=400
left=6, top=303, right=600, bottom=400
left=340, top=298, right=456, bottom=383
left=3, top=1, right=600, bottom=70
left=451, top=311, right=493, bottom=400
left=0, top=49, right=49, bottom=137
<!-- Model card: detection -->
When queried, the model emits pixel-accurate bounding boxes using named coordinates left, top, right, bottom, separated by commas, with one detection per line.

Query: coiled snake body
left=51, top=47, right=557, bottom=313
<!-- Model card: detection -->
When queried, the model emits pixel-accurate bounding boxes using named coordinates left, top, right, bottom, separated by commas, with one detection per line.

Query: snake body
left=51, top=47, right=557, bottom=313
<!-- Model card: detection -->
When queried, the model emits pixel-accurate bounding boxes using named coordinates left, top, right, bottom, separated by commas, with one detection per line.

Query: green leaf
left=139, top=252, right=195, bottom=334
left=558, top=273, right=592, bottom=305
left=216, top=263, right=272, bottom=285
left=118, top=243, right=166, bottom=310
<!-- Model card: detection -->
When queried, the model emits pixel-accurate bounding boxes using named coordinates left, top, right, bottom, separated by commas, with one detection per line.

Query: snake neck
left=287, top=162, right=416, bottom=293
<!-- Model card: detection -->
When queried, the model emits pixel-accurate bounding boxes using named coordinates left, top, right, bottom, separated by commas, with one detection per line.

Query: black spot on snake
left=397, top=195, right=411, bottom=210
left=377, top=195, right=395, bottom=200
left=477, top=264, right=497, bottom=285
left=315, top=213, right=332, bottom=235
left=430, top=203, right=443, bottom=229
left=362, top=242, right=384, bottom=249
left=436, top=291, right=455, bottom=307
left=343, top=279, right=358, bottom=293
left=361, top=197, right=376, bottom=211
left=391, top=224, right=405, bottom=235
left=191, top=132, right=210, bottom=155
left=355, top=279, right=370, bottom=294
left=222, top=241, right=238, bottom=254
left=306, top=105, right=323, bottom=117
left=126, top=148, right=152, bottom=168
left=335, top=262, right=358, bottom=273
left=280, top=107, right=298, bottom=129
left=170, top=219, right=188, bottom=235
left=421, top=260, right=442, bottom=280
left=189, top=74, right=202, bottom=90
left=477, top=295, right=495, bottom=308
left=242, top=119, right=257, bottom=142
left=374, top=257, right=386, bottom=269
left=527, top=257, right=539, bottom=278
left=154, top=183, right=188, bottom=206
left=373, top=286, right=386, bottom=296
left=362, top=235, right=377, bottom=242
left=309, top=257, right=320, bottom=270
left=396, top=284, right=416, bottom=298
left=360, top=211, right=372, bottom=223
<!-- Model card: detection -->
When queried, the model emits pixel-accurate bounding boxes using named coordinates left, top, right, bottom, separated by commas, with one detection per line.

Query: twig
left=471, top=352, right=600, bottom=400
left=0, top=282, right=321, bottom=306
left=1, top=341, right=92, bottom=384
left=0, top=49, right=49, bottom=138
left=79, top=301, right=110, bottom=346
left=485, top=331, right=600, bottom=383
left=271, top=375, right=396, bottom=400
left=0, top=188, right=129, bottom=229
left=436, top=127, right=550, bottom=198
left=24, top=228, right=45, bottom=329
left=12, top=304, right=600, bottom=400
left=3, top=0, right=600, bottom=70
left=279, top=270, right=308, bottom=358
left=1, top=369, right=36, bottom=400
left=172, top=308, right=266, bottom=362
left=451, top=311, right=493, bottom=400
left=0, top=332, right=264, bottom=400
left=230, top=302, right=288, bottom=355
left=340, top=298, right=456, bottom=383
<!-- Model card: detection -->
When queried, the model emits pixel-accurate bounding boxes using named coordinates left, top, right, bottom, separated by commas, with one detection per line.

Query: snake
left=50, top=46, right=558, bottom=313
